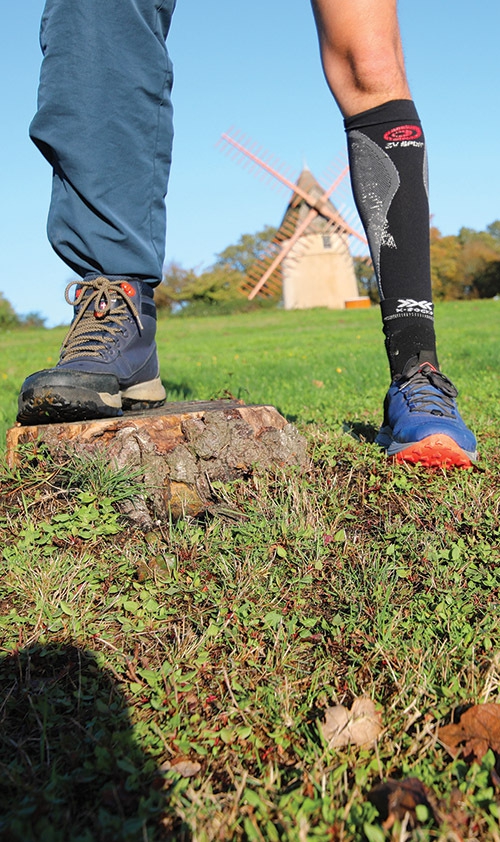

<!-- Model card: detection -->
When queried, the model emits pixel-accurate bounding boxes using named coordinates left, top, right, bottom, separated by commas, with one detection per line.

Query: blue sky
left=1, top=0, right=499, bottom=326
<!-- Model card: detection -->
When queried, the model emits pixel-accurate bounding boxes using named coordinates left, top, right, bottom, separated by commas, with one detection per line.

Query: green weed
left=0, top=302, right=499, bottom=839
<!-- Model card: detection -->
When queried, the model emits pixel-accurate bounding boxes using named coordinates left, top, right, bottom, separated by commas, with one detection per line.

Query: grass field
left=1, top=301, right=500, bottom=840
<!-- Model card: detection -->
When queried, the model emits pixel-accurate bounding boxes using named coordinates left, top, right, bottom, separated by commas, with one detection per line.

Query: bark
left=6, top=400, right=308, bottom=526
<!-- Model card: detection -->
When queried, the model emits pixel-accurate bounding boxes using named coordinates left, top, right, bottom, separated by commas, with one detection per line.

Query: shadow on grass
left=0, top=644, right=190, bottom=842
left=161, top=380, right=194, bottom=402
left=274, top=406, right=298, bottom=424
left=342, top=420, right=379, bottom=444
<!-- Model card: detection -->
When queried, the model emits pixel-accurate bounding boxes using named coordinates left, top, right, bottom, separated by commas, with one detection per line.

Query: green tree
left=215, top=225, right=278, bottom=275
left=354, top=257, right=378, bottom=303
left=0, top=293, right=20, bottom=328
left=154, top=261, right=199, bottom=312
left=174, top=264, right=244, bottom=308
left=156, top=226, right=279, bottom=315
left=487, top=220, right=500, bottom=242
left=472, top=260, right=500, bottom=298
left=430, top=222, right=500, bottom=300
left=430, top=227, right=463, bottom=300
left=20, top=312, right=46, bottom=328
left=458, top=224, right=500, bottom=298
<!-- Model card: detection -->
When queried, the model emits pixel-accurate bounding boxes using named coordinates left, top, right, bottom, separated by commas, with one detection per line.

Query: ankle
left=382, top=311, right=438, bottom=378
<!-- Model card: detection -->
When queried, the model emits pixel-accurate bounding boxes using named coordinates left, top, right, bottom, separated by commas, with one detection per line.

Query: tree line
left=0, top=293, right=46, bottom=329
left=357, top=221, right=500, bottom=304
left=158, top=220, right=500, bottom=314
left=430, top=221, right=500, bottom=300
left=154, top=225, right=279, bottom=316
left=2, top=221, right=499, bottom=326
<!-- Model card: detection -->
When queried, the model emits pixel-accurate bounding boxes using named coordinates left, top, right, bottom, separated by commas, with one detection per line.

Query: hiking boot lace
left=61, top=277, right=143, bottom=363
left=398, top=364, right=458, bottom=418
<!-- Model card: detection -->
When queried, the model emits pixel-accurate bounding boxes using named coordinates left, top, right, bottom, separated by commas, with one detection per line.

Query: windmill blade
left=220, top=131, right=366, bottom=244
left=334, top=204, right=369, bottom=259
left=322, top=160, right=370, bottom=253
left=220, top=131, right=328, bottom=206
left=247, top=166, right=365, bottom=299
left=220, top=129, right=371, bottom=300
left=219, top=131, right=302, bottom=196
left=248, top=206, right=321, bottom=299
left=217, top=130, right=296, bottom=197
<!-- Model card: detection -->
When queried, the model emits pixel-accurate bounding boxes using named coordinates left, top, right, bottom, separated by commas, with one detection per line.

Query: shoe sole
left=121, top=378, right=166, bottom=411
left=17, top=377, right=166, bottom=425
left=391, top=434, right=476, bottom=468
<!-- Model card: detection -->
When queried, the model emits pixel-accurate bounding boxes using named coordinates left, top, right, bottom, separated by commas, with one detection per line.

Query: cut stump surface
left=6, top=400, right=308, bottom=524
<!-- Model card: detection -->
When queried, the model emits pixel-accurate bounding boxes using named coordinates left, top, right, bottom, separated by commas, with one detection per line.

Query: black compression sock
left=344, top=99, right=437, bottom=377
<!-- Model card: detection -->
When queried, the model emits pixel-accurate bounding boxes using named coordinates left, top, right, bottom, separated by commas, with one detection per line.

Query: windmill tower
left=219, top=131, right=371, bottom=309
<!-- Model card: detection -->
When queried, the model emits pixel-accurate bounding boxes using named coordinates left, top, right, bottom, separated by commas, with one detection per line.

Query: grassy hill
left=1, top=301, right=499, bottom=840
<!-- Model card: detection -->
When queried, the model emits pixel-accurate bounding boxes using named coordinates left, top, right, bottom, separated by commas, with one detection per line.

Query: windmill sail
left=219, top=131, right=371, bottom=306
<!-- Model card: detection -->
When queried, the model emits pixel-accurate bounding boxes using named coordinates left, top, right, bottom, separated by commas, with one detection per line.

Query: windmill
left=218, top=130, right=371, bottom=309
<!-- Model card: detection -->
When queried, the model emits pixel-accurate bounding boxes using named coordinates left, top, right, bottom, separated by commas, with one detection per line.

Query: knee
left=344, top=45, right=408, bottom=97
left=321, top=39, right=411, bottom=114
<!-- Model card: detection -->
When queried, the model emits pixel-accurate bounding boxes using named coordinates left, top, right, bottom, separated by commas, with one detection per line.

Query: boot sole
left=17, top=377, right=166, bottom=425
left=121, top=378, right=166, bottom=411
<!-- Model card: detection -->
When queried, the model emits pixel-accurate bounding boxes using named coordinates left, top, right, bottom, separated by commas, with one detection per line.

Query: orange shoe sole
left=394, top=434, right=474, bottom=468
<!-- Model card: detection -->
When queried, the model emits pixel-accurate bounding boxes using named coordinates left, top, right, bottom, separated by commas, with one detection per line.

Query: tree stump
left=6, top=400, right=308, bottom=525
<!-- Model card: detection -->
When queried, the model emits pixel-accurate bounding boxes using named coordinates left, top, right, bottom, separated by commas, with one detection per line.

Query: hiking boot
left=375, top=353, right=477, bottom=467
left=17, top=275, right=166, bottom=424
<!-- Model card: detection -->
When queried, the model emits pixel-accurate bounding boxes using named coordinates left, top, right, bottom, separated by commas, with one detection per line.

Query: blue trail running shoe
left=375, top=354, right=477, bottom=468
left=17, top=276, right=166, bottom=424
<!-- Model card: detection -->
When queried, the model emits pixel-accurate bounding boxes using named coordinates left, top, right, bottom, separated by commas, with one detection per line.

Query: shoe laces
left=61, top=277, right=143, bottom=362
left=397, top=362, right=458, bottom=418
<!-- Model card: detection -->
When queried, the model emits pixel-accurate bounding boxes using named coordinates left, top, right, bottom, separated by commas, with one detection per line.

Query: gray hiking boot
left=17, top=275, right=166, bottom=424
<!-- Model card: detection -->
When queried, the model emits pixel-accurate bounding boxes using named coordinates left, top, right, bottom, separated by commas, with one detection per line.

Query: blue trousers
left=31, top=0, right=176, bottom=284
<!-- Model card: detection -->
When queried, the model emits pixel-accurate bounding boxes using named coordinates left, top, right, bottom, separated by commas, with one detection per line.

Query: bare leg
left=311, top=0, right=411, bottom=116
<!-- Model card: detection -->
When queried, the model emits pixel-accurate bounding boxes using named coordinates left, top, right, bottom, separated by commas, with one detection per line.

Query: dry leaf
left=438, top=703, right=500, bottom=763
left=171, top=759, right=201, bottom=777
left=158, top=757, right=201, bottom=778
left=369, top=779, right=470, bottom=835
left=320, top=696, right=382, bottom=748
left=446, top=787, right=471, bottom=833
left=368, top=777, right=438, bottom=830
left=321, top=704, right=349, bottom=745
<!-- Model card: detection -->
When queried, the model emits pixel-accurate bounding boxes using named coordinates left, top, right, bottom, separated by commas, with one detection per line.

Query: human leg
left=18, top=0, right=176, bottom=424
left=312, top=0, right=436, bottom=375
left=311, top=0, right=410, bottom=117
left=311, top=0, right=476, bottom=465
left=30, top=0, right=175, bottom=281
